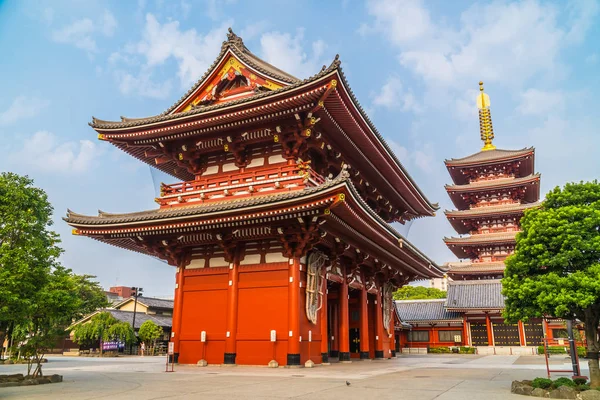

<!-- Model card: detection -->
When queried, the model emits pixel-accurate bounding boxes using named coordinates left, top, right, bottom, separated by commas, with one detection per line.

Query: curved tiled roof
left=444, top=231, right=517, bottom=244
left=445, top=147, right=534, bottom=166
left=445, top=280, right=504, bottom=310
left=445, top=202, right=540, bottom=218
left=445, top=174, right=541, bottom=192
left=445, top=261, right=505, bottom=274
left=395, top=299, right=462, bottom=322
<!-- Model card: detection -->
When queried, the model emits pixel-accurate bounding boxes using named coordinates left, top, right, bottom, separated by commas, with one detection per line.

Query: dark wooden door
left=524, top=321, right=544, bottom=346
left=350, top=328, right=360, bottom=353
left=470, top=323, right=489, bottom=346
left=493, top=323, right=521, bottom=346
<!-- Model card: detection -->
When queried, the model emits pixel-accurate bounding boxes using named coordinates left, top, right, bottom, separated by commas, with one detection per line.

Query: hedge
left=537, top=345, right=586, bottom=358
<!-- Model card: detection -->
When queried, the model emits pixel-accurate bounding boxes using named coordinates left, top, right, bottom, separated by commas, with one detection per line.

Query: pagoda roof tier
left=445, top=147, right=535, bottom=185
left=445, top=280, right=504, bottom=311
left=446, top=173, right=541, bottom=210
left=65, top=171, right=444, bottom=281
left=87, top=30, right=438, bottom=219
left=445, top=202, right=540, bottom=234
left=444, top=261, right=505, bottom=277
left=444, top=231, right=517, bottom=258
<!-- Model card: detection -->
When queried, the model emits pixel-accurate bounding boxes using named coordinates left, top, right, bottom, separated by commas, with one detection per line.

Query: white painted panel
left=209, top=257, right=229, bottom=268
left=222, top=162, right=237, bottom=172
left=240, top=254, right=261, bottom=265
left=204, top=165, right=219, bottom=175
left=265, top=252, right=288, bottom=263
left=186, top=259, right=205, bottom=269
left=268, top=155, right=286, bottom=165
left=246, top=157, right=265, bottom=169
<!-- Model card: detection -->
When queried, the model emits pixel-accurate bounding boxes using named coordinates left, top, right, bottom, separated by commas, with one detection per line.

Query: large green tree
left=394, top=285, right=446, bottom=300
left=71, top=312, right=135, bottom=356
left=0, top=173, right=60, bottom=359
left=502, top=181, right=600, bottom=386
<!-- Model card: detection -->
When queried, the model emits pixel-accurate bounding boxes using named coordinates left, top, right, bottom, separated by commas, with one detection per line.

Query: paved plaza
left=0, top=354, right=585, bottom=399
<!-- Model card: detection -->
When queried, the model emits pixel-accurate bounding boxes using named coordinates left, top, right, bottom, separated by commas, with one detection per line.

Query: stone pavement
left=0, top=354, right=583, bottom=399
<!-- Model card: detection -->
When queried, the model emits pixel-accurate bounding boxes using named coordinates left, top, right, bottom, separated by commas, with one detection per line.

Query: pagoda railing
left=157, top=162, right=325, bottom=208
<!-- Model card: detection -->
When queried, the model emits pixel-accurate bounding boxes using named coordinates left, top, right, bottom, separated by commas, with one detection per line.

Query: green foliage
left=538, top=345, right=568, bottom=355
left=138, top=320, right=163, bottom=345
left=459, top=346, right=476, bottom=354
left=502, top=181, right=600, bottom=386
left=574, top=378, right=588, bottom=386
left=0, top=173, right=108, bottom=376
left=532, top=378, right=553, bottom=389
left=394, top=285, right=446, bottom=300
left=428, top=346, right=451, bottom=353
left=554, top=377, right=576, bottom=388
left=72, top=312, right=135, bottom=352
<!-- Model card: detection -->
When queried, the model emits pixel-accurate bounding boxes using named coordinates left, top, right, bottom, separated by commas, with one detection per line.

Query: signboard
left=454, top=335, right=461, bottom=343
left=558, top=339, right=565, bottom=345
left=168, top=342, right=174, bottom=355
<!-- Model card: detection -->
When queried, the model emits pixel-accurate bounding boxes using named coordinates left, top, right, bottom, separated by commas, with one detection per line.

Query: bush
left=578, top=346, right=586, bottom=358
left=537, top=345, right=568, bottom=355
left=458, top=346, right=476, bottom=354
left=428, top=346, right=451, bottom=353
left=554, top=377, right=576, bottom=388
left=577, top=384, right=590, bottom=391
left=573, top=377, right=588, bottom=385
left=532, top=378, right=553, bottom=389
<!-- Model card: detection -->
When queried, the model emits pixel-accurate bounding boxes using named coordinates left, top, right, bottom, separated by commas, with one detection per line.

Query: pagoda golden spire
left=477, top=81, right=496, bottom=151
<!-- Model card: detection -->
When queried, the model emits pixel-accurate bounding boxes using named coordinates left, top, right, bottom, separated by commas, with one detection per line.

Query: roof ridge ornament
left=224, top=27, right=248, bottom=52
left=477, top=81, right=496, bottom=151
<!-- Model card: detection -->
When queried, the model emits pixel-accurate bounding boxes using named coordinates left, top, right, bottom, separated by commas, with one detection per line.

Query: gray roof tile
left=107, top=309, right=172, bottom=329
left=445, top=280, right=504, bottom=309
left=395, top=299, right=462, bottom=322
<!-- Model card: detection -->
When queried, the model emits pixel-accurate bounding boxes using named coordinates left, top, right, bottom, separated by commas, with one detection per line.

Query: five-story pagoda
left=443, top=82, right=541, bottom=280
left=65, top=29, right=444, bottom=366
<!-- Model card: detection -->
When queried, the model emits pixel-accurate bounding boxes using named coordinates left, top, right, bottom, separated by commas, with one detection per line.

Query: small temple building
left=395, top=82, right=563, bottom=352
left=65, top=29, right=444, bottom=366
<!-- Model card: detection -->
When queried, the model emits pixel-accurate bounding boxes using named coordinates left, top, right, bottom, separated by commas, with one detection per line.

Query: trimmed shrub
left=553, top=377, right=576, bottom=388
left=458, top=346, right=476, bottom=354
left=577, top=384, right=590, bottom=391
left=574, top=377, right=588, bottom=386
left=532, top=378, right=553, bottom=389
left=537, top=345, right=568, bottom=355
left=428, top=346, right=451, bottom=353
left=578, top=346, right=587, bottom=358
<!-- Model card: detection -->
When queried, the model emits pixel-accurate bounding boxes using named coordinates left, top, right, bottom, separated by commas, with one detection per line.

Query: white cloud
left=110, top=14, right=227, bottom=98
left=373, top=77, right=422, bottom=113
left=52, top=10, right=118, bottom=55
left=260, top=29, right=327, bottom=79
left=101, top=10, right=117, bottom=37
left=518, top=89, right=565, bottom=116
left=386, top=138, right=434, bottom=174
left=240, top=20, right=269, bottom=40
left=362, top=0, right=598, bottom=116
left=9, top=131, right=100, bottom=174
left=0, top=96, right=50, bottom=126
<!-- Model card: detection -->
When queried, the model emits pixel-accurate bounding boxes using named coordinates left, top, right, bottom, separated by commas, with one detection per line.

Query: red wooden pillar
left=359, top=283, right=370, bottom=360
left=486, top=313, right=494, bottom=346
left=375, top=285, right=384, bottom=358
left=338, top=265, right=350, bottom=362
left=462, top=317, right=469, bottom=346
left=320, top=274, right=329, bottom=363
left=287, top=257, right=301, bottom=366
left=431, top=325, right=437, bottom=347
left=518, top=321, right=526, bottom=346
left=331, top=302, right=339, bottom=356
left=224, top=251, right=240, bottom=364
left=170, top=263, right=185, bottom=362
left=390, top=304, right=396, bottom=356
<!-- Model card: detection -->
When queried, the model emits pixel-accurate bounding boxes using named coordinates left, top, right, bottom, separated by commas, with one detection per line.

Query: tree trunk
left=584, top=308, right=600, bottom=388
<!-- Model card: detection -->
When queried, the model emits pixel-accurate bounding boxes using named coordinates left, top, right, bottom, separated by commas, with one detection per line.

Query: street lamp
left=130, top=287, right=143, bottom=355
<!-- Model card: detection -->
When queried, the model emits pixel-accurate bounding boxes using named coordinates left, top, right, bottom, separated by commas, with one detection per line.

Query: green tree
left=0, top=173, right=59, bottom=359
left=502, top=181, right=600, bottom=387
left=138, top=320, right=163, bottom=355
left=394, top=285, right=447, bottom=300
left=71, top=312, right=135, bottom=356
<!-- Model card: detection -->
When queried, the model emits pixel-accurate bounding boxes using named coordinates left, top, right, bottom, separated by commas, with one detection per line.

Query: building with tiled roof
left=442, top=82, right=541, bottom=280
left=394, top=281, right=564, bottom=350
left=65, top=28, right=444, bottom=366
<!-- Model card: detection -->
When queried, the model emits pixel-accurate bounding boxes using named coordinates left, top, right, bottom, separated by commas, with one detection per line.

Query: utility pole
left=567, top=319, right=581, bottom=377
left=130, top=287, right=143, bottom=355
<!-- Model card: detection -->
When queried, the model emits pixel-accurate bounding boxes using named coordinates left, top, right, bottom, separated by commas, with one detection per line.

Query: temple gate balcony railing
left=156, top=162, right=325, bottom=208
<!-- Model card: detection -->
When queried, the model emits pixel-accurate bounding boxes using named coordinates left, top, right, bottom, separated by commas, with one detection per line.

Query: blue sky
left=1, top=0, right=598, bottom=297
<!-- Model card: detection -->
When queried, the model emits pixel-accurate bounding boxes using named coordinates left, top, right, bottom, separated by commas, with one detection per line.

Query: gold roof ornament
left=477, top=81, right=496, bottom=151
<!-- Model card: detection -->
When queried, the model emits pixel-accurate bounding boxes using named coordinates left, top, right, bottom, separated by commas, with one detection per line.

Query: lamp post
left=130, top=287, right=143, bottom=355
